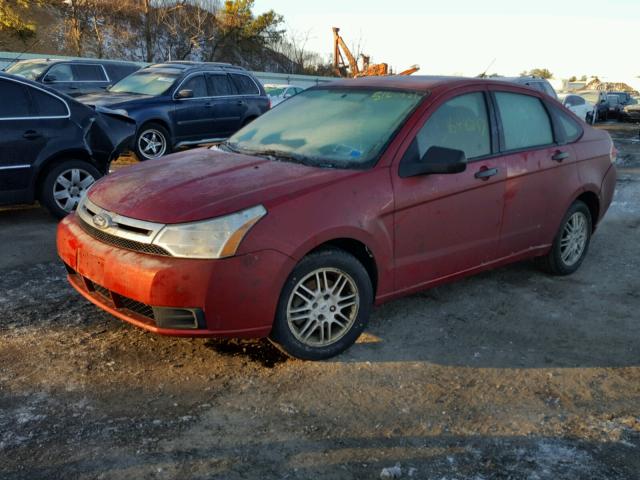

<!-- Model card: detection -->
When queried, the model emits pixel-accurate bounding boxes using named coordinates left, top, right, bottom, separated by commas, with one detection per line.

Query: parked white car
left=559, top=93, right=596, bottom=124
left=264, top=84, right=305, bottom=107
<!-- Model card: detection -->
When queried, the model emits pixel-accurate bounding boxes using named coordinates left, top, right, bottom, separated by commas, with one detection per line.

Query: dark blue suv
left=77, top=62, right=270, bottom=160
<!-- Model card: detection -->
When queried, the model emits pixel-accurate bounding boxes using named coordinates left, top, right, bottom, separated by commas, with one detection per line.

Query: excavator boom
left=332, top=27, right=419, bottom=78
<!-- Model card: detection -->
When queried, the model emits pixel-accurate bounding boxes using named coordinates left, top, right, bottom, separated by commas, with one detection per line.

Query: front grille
left=93, top=283, right=111, bottom=300
left=79, top=220, right=171, bottom=257
left=116, top=294, right=155, bottom=319
left=84, top=278, right=155, bottom=321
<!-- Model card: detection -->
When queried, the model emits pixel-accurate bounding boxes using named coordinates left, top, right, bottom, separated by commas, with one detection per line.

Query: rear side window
left=72, top=64, right=107, bottom=81
left=414, top=92, right=491, bottom=160
left=230, top=74, right=259, bottom=95
left=29, top=87, right=68, bottom=116
left=495, top=92, right=553, bottom=150
left=0, top=79, right=31, bottom=118
left=181, top=74, right=207, bottom=98
left=555, top=109, right=582, bottom=143
left=208, top=74, right=237, bottom=96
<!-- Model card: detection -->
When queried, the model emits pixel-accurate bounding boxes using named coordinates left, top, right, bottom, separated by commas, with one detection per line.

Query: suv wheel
left=536, top=200, right=592, bottom=276
left=41, top=160, right=102, bottom=218
left=270, top=249, right=373, bottom=360
left=135, top=123, right=171, bottom=160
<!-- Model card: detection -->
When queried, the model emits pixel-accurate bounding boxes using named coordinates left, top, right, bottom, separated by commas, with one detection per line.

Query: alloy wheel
left=138, top=129, right=167, bottom=159
left=287, top=268, right=360, bottom=347
left=560, top=211, right=588, bottom=266
left=53, top=168, right=95, bottom=213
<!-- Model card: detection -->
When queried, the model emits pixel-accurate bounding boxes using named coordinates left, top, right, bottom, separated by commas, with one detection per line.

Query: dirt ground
left=1, top=123, right=639, bottom=480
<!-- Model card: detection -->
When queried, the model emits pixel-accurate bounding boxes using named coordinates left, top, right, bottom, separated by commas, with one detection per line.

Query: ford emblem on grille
left=92, top=213, right=112, bottom=230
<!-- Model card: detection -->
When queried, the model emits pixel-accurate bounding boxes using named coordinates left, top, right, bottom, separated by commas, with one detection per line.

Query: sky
left=252, top=0, right=640, bottom=82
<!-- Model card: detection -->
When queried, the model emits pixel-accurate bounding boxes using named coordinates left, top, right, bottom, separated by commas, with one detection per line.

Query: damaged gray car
left=0, top=72, right=135, bottom=218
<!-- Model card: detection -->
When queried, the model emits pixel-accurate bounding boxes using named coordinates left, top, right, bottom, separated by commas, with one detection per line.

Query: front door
left=392, top=90, right=506, bottom=294
left=173, top=73, right=212, bottom=142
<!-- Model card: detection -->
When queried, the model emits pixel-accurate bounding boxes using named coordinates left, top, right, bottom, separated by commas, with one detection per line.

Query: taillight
left=610, top=144, right=618, bottom=164
left=267, top=98, right=272, bottom=109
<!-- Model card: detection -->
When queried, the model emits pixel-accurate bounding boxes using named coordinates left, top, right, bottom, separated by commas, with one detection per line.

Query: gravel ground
left=1, top=123, right=639, bottom=480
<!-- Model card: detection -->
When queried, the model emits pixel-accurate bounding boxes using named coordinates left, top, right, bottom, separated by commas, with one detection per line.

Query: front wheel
left=40, top=160, right=102, bottom=218
left=135, top=123, right=171, bottom=160
left=270, top=249, right=373, bottom=360
left=536, top=200, right=592, bottom=276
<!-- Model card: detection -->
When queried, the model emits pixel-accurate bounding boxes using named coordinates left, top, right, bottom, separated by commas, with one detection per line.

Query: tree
left=522, top=68, right=553, bottom=79
left=0, top=0, right=41, bottom=41
left=568, top=75, right=577, bottom=82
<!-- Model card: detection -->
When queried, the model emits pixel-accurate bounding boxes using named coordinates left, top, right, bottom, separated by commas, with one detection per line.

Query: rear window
left=0, top=79, right=31, bottom=118
left=495, top=92, right=553, bottom=150
left=29, top=87, right=67, bottom=116
left=230, top=74, right=259, bottom=95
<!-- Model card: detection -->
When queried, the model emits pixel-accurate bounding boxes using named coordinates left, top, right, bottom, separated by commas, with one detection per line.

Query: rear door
left=490, top=88, right=579, bottom=256
left=207, top=73, right=245, bottom=137
left=173, top=73, right=211, bottom=143
left=0, top=79, right=50, bottom=204
left=392, top=88, right=506, bottom=292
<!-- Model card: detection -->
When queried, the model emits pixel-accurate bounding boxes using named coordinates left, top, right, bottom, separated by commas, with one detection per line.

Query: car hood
left=88, top=148, right=357, bottom=224
left=76, top=91, right=153, bottom=108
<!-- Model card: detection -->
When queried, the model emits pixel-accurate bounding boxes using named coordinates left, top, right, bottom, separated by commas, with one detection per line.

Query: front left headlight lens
left=152, top=205, right=267, bottom=259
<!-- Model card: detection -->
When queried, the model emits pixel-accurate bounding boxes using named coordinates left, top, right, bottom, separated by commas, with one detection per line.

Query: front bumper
left=57, top=214, right=295, bottom=338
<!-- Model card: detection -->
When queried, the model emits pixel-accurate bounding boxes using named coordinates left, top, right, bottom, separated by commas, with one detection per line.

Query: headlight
left=152, top=205, right=267, bottom=259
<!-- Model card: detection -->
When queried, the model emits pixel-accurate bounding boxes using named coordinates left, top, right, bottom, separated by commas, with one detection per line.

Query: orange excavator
left=332, top=27, right=419, bottom=78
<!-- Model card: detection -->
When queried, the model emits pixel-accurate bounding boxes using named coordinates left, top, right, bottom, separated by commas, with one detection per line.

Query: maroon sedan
left=57, top=76, right=617, bottom=360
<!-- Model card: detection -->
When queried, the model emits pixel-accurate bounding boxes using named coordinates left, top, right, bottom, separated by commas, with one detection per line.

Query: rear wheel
left=536, top=200, right=592, bottom=276
left=270, top=249, right=373, bottom=360
left=41, top=160, right=102, bottom=218
left=135, top=123, right=171, bottom=160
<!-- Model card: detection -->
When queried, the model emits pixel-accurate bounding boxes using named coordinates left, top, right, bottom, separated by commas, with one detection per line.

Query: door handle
left=552, top=150, right=570, bottom=162
left=204, top=102, right=213, bottom=108
left=23, top=130, right=41, bottom=140
left=236, top=100, right=246, bottom=106
left=474, top=167, right=498, bottom=180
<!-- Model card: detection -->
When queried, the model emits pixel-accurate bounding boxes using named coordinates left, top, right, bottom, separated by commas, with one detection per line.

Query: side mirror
left=43, top=75, right=56, bottom=83
left=176, top=89, right=194, bottom=99
left=399, top=146, right=467, bottom=178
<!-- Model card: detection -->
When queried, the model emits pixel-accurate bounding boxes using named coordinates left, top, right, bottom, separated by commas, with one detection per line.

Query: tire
left=135, top=123, right=171, bottom=160
left=40, top=160, right=102, bottom=219
left=270, top=249, right=373, bottom=360
left=536, top=200, right=592, bottom=276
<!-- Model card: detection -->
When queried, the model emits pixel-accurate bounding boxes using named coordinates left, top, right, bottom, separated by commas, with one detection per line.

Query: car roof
left=321, top=75, right=549, bottom=95
left=10, top=57, right=140, bottom=66
left=149, top=61, right=247, bottom=73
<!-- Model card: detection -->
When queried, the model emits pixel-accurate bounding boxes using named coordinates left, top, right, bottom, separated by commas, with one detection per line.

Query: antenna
left=3, top=38, right=42, bottom=71
left=478, top=58, right=496, bottom=79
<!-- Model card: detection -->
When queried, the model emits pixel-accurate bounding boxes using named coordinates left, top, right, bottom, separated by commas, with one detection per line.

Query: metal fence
left=0, top=51, right=338, bottom=89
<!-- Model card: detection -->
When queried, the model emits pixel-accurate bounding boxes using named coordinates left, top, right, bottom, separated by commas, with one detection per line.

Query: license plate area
left=77, top=249, right=106, bottom=285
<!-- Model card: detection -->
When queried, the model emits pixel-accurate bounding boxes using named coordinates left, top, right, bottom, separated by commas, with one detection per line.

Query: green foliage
left=568, top=75, right=577, bottom=82
left=522, top=68, right=553, bottom=79
left=0, top=0, right=41, bottom=39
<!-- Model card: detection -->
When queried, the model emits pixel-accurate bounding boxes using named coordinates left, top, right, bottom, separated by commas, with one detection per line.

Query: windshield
left=226, top=88, right=424, bottom=169
left=5, top=60, right=50, bottom=80
left=109, top=68, right=182, bottom=95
